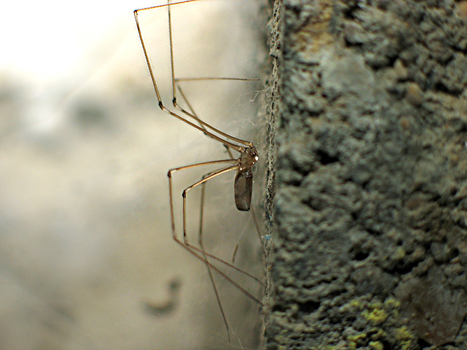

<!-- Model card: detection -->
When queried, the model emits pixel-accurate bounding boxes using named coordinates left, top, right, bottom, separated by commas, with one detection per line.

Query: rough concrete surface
left=265, top=0, right=467, bottom=349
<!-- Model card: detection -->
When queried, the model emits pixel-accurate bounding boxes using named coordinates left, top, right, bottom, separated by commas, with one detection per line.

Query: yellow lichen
left=395, top=326, right=415, bottom=350
left=362, top=307, right=388, bottom=324
left=368, top=300, right=383, bottom=309
left=369, top=341, right=384, bottom=350
left=348, top=333, right=366, bottom=350
left=369, top=328, right=386, bottom=340
left=349, top=298, right=362, bottom=309
left=395, top=326, right=413, bottom=340
left=384, top=297, right=400, bottom=308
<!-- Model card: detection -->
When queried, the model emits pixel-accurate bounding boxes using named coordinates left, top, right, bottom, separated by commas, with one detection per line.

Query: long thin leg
left=197, top=175, right=230, bottom=341
left=167, top=161, right=264, bottom=287
left=175, top=77, right=261, bottom=82
left=181, top=98, right=264, bottom=338
left=135, top=0, right=264, bottom=341
left=176, top=102, right=258, bottom=340
left=182, top=167, right=266, bottom=340
left=166, top=0, right=253, bottom=148
left=175, top=83, right=265, bottom=261
left=183, top=178, right=262, bottom=285
left=167, top=171, right=263, bottom=342
left=175, top=84, right=236, bottom=161
left=134, top=0, right=252, bottom=151
left=172, top=78, right=260, bottom=133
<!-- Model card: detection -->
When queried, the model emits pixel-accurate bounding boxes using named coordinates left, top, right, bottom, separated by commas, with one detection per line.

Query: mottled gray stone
left=264, top=0, right=467, bottom=349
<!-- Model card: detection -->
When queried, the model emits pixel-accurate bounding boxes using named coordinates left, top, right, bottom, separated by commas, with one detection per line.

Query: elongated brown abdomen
left=234, top=168, right=253, bottom=211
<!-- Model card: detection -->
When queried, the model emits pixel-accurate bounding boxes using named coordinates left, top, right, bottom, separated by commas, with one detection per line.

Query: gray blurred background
left=0, top=0, right=267, bottom=349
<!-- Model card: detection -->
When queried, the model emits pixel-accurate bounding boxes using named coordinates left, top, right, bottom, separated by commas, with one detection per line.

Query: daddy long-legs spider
left=134, top=0, right=265, bottom=345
